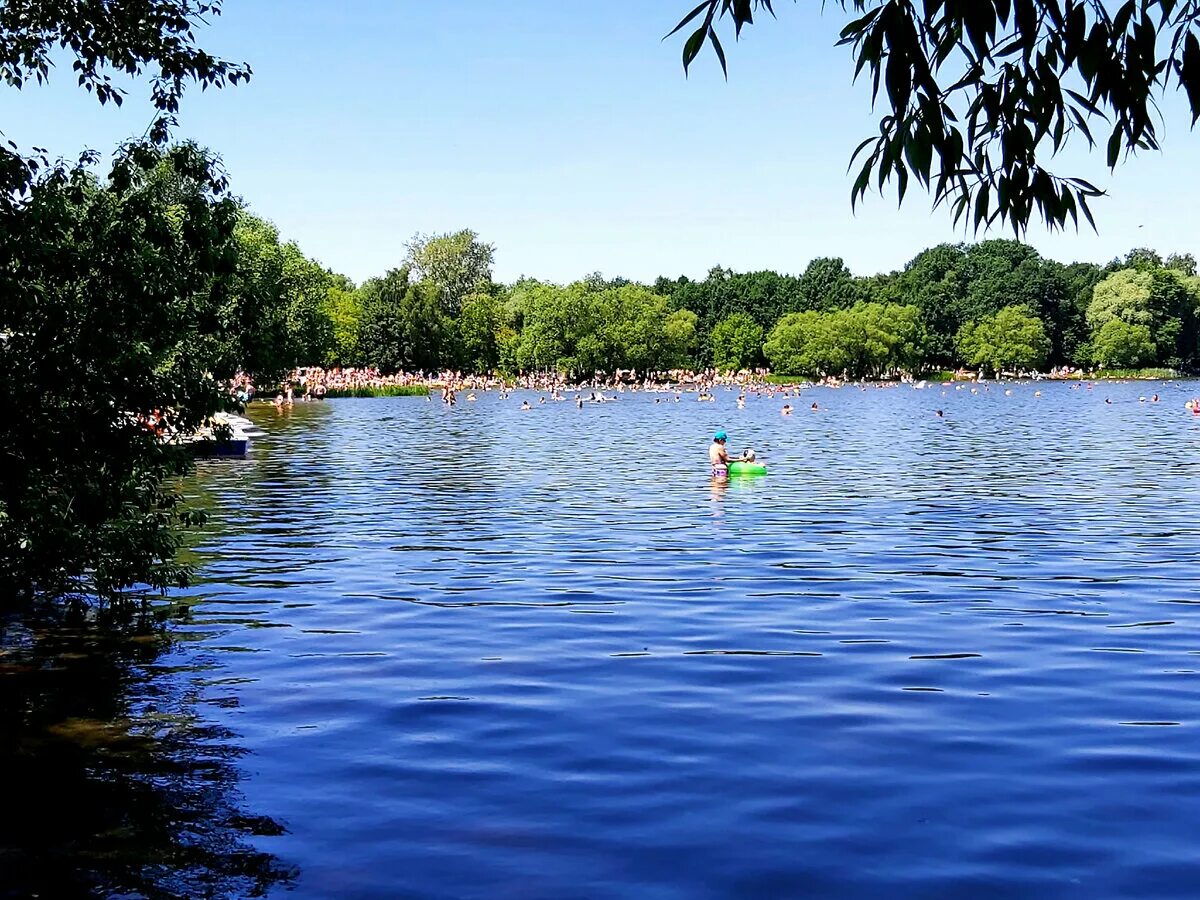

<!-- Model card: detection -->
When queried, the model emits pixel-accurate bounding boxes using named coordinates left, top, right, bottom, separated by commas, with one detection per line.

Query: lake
left=6, top=380, right=1200, bottom=899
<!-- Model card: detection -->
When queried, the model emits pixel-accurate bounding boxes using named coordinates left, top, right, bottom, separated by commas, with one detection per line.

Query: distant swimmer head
left=713, top=430, right=727, bottom=442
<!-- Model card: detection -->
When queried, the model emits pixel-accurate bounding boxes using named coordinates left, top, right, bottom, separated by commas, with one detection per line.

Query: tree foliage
left=1087, top=266, right=1200, bottom=366
left=765, top=302, right=923, bottom=377
left=404, top=229, right=495, bottom=316
left=504, top=279, right=693, bottom=376
left=1089, top=318, right=1156, bottom=368
left=229, top=213, right=347, bottom=379
left=0, top=144, right=242, bottom=599
left=669, top=1, right=1200, bottom=232
left=357, top=268, right=456, bottom=373
left=956, top=304, right=1052, bottom=375
left=711, top=312, right=764, bottom=371
left=0, top=0, right=250, bottom=198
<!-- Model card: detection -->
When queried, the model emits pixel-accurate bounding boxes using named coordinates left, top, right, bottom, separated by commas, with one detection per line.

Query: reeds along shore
left=317, top=385, right=431, bottom=398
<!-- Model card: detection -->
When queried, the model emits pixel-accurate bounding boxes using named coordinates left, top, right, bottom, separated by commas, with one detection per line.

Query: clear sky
left=3, top=0, right=1197, bottom=284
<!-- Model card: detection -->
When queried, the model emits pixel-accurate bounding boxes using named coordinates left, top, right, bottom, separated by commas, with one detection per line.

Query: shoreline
left=252, top=372, right=1192, bottom=402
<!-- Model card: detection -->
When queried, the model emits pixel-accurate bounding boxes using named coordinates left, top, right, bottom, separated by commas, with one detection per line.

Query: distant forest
left=245, top=223, right=1198, bottom=379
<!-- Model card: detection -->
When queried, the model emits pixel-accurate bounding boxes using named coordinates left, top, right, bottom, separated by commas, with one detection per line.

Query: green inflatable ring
left=728, top=461, right=767, bottom=476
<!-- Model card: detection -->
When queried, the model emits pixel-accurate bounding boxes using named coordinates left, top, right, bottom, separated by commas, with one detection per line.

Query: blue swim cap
left=714, top=430, right=727, bottom=441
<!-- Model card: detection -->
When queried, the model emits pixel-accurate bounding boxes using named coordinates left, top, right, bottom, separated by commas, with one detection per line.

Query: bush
left=711, top=312, right=764, bottom=372
left=319, top=385, right=430, bottom=398
left=1089, top=319, right=1156, bottom=369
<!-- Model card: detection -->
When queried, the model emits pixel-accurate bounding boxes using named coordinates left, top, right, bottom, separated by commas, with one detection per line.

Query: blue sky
left=3, top=0, right=1197, bottom=284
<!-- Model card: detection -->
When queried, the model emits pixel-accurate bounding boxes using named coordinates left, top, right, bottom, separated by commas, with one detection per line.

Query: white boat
left=182, top=412, right=256, bottom=458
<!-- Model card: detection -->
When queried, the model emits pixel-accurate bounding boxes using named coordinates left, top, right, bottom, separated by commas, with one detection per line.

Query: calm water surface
left=25, top=381, right=1200, bottom=898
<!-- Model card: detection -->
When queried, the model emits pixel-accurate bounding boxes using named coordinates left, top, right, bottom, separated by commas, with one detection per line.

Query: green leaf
left=666, top=1, right=712, bottom=38
left=1106, top=126, right=1123, bottom=168
left=709, top=28, right=728, bottom=77
left=682, top=27, right=707, bottom=72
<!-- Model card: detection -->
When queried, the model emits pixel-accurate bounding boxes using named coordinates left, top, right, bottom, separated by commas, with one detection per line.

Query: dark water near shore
left=7, top=381, right=1200, bottom=898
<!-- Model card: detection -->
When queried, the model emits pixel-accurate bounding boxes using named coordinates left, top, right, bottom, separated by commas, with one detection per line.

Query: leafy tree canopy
left=956, top=304, right=1052, bottom=374
left=711, top=312, right=764, bottom=371
left=670, top=1, right=1200, bottom=233
left=0, top=0, right=250, bottom=197
left=404, top=229, right=496, bottom=316
left=1089, top=318, right=1157, bottom=367
left=0, top=144, right=243, bottom=599
left=765, top=302, right=923, bottom=377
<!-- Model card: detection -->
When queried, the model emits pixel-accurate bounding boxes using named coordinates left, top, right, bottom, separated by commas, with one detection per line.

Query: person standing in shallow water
left=709, top=430, right=748, bottom=480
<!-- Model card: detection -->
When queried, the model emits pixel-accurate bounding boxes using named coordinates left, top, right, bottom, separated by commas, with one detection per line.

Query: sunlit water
left=45, top=382, right=1200, bottom=898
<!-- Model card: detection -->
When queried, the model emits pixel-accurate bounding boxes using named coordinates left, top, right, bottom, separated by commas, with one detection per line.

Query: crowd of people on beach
left=253, top=366, right=872, bottom=403
left=247, top=364, right=1110, bottom=404
left=238, top=366, right=1195, bottom=427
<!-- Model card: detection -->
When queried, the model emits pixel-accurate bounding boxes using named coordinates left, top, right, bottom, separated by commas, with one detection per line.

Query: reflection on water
left=0, top=602, right=295, bottom=899
left=11, top=381, right=1200, bottom=898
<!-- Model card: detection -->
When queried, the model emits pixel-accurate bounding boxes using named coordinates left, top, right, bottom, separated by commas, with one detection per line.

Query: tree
left=404, top=229, right=495, bottom=315
left=1086, top=267, right=1199, bottom=366
left=670, top=1, right=1200, bottom=233
left=794, top=257, right=862, bottom=312
left=512, top=280, right=577, bottom=372
left=956, top=305, right=1051, bottom=375
left=0, top=0, right=250, bottom=199
left=602, top=285, right=678, bottom=373
left=458, top=291, right=502, bottom=372
left=1088, top=269, right=1157, bottom=331
left=1089, top=319, right=1156, bottom=369
left=764, top=310, right=835, bottom=376
left=357, top=269, right=455, bottom=373
left=1052, top=260, right=1104, bottom=364
left=278, top=242, right=337, bottom=366
left=764, top=302, right=922, bottom=378
left=0, top=144, right=245, bottom=600
left=850, top=302, right=925, bottom=377
left=229, top=213, right=341, bottom=376
left=325, top=285, right=362, bottom=366
left=1165, top=253, right=1199, bottom=277
left=891, top=243, right=966, bottom=363
left=711, top=312, right=763, bottom=372
left=507, top=280, right=686, bottom=376
left=663, top=308, right=700, bottom=369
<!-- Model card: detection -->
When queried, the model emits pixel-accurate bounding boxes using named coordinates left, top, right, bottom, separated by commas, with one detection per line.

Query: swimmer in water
left=520, top=400, right=531, bottom=411
left=810, top=402, right=819, bottom=411
left=709, top=430, right=746, bottom=480
left=781, top=404, right=792, bottom=416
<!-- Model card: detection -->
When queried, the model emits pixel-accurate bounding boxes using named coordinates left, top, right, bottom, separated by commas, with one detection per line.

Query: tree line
left=251, top=222, right=1200, bottom=380
left=13, top=148, right=1186, bottom=605
left=6, top=0, right=1200, bottom=606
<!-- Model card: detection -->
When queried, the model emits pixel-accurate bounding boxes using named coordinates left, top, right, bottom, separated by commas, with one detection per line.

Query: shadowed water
left=36, top=381, right=1200, bottom=898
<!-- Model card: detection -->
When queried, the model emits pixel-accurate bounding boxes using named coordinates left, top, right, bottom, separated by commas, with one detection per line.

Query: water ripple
left=171, top=384, right=1200, bottom=898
